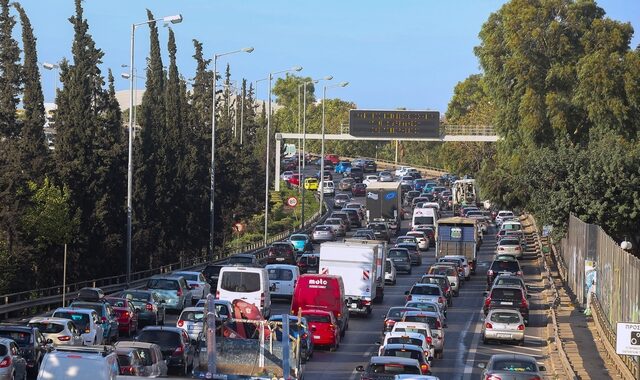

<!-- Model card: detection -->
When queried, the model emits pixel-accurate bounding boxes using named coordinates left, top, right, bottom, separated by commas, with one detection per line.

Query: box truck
left=365, top=182, right=402, bottom=234
left=435, top=217, right=479, bottom=274
left=343, top=239, right=387, bottom=303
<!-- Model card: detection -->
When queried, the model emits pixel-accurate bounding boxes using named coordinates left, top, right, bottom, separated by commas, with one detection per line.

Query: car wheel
left=329, top=340, right=338, bottom=352
left=482, top=335, right=489, bottom=345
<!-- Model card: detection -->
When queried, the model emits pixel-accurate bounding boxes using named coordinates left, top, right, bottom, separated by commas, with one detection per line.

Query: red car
left=105, top=297, right=139, bottom=337
left=351, top=183, right=366, bottom=197
left=288, top=174, right=301, bottom=187
left=325, top=154, right=340, bottom=165
left=301, top=309, right=340, bottom=351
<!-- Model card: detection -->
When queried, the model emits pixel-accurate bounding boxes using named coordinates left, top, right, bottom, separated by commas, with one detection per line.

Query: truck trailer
left=435, top=217, right=479, bottom=274
left=343, top=239, right=387, bottom=303
left=365, top=182, right=402, bottom=233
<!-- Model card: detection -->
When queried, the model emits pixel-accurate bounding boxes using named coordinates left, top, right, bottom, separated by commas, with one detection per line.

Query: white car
left=37, top=345, right=118, bottom=380
left=173, top=271, right=211, bottom=302
left=51, top=308, right=104, bottom=346
left=384, top=259, right=397, bottom=285
left=442, top=255, right=471, bottom=280
left=280, top=171, right=295, bottom=181
left=401, top=311, right=445, bottom=359
left=176, top=307, right=204, bottom=341
left=363, top=175, right=379, bottom=186
left=378, top=331, right=435, bottom=364
left=394, top=166, right=415, bottom=177
left=406, top=231, right=429, bottom=251
left=28, top=317, right=84, bottom=346
left=495, top=210, right=515, bottom=226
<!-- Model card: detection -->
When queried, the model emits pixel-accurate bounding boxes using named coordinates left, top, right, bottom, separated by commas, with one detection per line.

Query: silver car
left=176, top=307, right=204, bottom=341
left=378, top=171, right=394, bottom=182
left=479, top=354, right=546, bottom=379
left=312, top=225, right=336, bottom=243
left=114, top=341, right=168, bottom=377
left=173, top=271, right=211, bottom=302
left=401, top=311, right=445, bottom=358
left=496, top=237, right=523, bottom=258
left=0, top=338, right=26, bottom=380
left=28, top=317, right=84, bottom=346
left=324, top=218, right=346, bottom=237
left=482, top=308, right=525, bottom=345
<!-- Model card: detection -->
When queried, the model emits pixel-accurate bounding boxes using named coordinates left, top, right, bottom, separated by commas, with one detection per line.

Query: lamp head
left=42, top=62, right=57, bottom=70
left=339, top=81, right=349, bottom=87
left=163, top=14, right=183, bottom=24
left=121, top=73, right=131, bottom=79
left=242, top=47, right=255, bottom=53
left=292, top=66, right=303, bottom=72
left=324, top=76, right=334, bottom=81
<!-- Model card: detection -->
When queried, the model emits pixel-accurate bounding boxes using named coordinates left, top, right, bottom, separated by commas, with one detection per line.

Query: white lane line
left=462, top=311, right=483, bottom=379
left=524, top=334, right=546, bottom=341
left=362, top=346, right=375, bottom=358
left=348, top=369, right=358, bottom=380
left=487, top=347, right=545, bottom=358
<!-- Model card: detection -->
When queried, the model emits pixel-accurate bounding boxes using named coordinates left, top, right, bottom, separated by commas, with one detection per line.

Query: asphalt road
left=161, top=167, right=550, bottom=380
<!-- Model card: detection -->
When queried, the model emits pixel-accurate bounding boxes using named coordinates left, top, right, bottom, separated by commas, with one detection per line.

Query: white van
left=265, top=264, right=299, bottom=298
left=216, top=266, right=272, bottom=318
left=37, top=346, right=118, bottom=380
left=318, top=180, right=335, bottom=196
left=412, top=207, right=437, bottom=229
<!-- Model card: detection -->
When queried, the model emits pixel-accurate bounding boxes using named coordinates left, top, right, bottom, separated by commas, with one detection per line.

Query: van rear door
left=217, top=268, right=265, bottom=313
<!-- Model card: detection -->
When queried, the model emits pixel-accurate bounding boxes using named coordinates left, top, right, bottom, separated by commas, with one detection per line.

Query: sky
left=16, top=0, right=640, bottom=113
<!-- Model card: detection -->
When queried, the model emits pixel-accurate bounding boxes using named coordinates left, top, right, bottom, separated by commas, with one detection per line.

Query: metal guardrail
left=442, top=125, right=496, bottom=136
left=0, top=204, right=328, bottom=319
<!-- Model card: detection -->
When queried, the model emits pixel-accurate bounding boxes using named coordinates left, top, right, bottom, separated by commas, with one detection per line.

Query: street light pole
left=42, top=62, right=60, bottom=103
left=319, top=81, right=349, bottom=216
left=210, top=47, right=253, bottom=259
left=264, top=66, right=303, bottom=244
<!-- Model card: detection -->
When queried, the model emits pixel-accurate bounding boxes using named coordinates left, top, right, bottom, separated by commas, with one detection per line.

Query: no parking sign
left=286, top=196, right=298, bottom=207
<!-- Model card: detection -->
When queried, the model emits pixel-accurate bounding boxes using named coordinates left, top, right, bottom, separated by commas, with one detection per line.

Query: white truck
left=343, top=239, right=387, bottom=303
left=319, top=241, right=380, bottom=316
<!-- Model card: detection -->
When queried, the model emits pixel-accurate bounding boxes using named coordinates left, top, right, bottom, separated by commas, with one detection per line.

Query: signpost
left=286, top=196, right=298, bottom=207
left=349, top=109, right=440, bottom=138
left=616, top=322, right=640, bottom=356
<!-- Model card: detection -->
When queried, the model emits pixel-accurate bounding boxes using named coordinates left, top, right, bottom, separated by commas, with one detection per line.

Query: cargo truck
left=365, top=182, right=402, bottom=234
left=319, top=242, right=380, bottom=316
left=452, top=179, right=478, bottom=214
left=343, top=239, right=387, bottom=303
left=435, top=217, right=479, bottom=274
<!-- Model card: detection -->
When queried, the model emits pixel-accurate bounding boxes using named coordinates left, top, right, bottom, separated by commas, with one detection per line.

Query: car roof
left=29, top=317, right=71, bottom=324
left=403, top=310, right=438, bottom=317
left=369, top=356, right=420, bottom=366
left=54, top=307, right=96, bottom=315
left=382, top=343, right=423, bottom=351
left=384, top=331, right=425, bottom=340
left=173, top=271, right=200, bottom=275
left=488, top=353, right=537, bottom=363
left=140, top=326, right=183, bottom=333
left=181, top=307, right=204, bottom=312
left=0, top=324, right=33, bottom=332
left=412, top=283, right=439, bottom=289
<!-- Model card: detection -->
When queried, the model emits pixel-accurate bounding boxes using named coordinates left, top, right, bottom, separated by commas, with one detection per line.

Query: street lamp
left=42, top=62, right=60, bottom=103
left=319, top=81, right=349, bottom=215
left=126, top=13, right=183, bottom=285
left=210, top=47, right=253, bottom=259
left=264, top=66, right=303, bottom=243
left=121, top=71, right=145, bottom=139
left=298, top=76, right=333, bottom=226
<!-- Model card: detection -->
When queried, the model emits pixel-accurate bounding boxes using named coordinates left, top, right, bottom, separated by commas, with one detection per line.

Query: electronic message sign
left=349, top=109, right=440, bottom=138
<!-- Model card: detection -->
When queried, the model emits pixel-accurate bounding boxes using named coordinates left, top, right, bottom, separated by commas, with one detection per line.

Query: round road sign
left=286, top=196, right=298, bottom=207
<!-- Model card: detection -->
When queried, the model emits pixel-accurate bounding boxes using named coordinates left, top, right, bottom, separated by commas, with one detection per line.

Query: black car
left=363, top=160, right=377, bottom=173
left=266, top=242, right=297, bottom=265
left=396, top=242, right=421, bottom=266
left=117, top=289, right=166, bottom=327
left=202, top=264, right=225, bottom=289
left=297, top=253, right=319, bottom=274
left=486, top=259, right=523, bottom=289
left=228, top=253, right=260, bottom=267
left=0, top=324, right=49, bottom=377
left=136, top=326, right=195, bottom=375
left=483, top=285, right=530, bottom=325
left=367, top=222, right=391, bottom=242
left=347, top=167, right=364, bottom=182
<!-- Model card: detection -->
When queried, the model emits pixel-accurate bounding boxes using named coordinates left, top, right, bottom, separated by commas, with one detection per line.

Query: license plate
left=497, top=333, right=511, bottom=338
left=276, top=258, right=284, bottom=261
left=351, top=303, right=358, bottom=308
left=188, top=326, right=193, bottom=331
left=500, top=301, right=513, bottom=305
left=313, top=335, right=321, bottom=339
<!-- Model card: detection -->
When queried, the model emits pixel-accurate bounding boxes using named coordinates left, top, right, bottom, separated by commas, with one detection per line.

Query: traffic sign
left=349, top=109, right=440, bottom=138
left=616, top=322, right=640, bottom=356
left=286, top=196, right=298, bottom=207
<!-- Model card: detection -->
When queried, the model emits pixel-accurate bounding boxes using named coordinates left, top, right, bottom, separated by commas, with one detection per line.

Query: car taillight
left=215, top=291, right=220, bottom=299
left=385, top=319, right=396, bottom=327
left=425, top=336, right=432, bottom=345
left=521, top=298, right=528, bottom=308
left=517, top=324, right=525, bottom=331
left=487, top=270, right=494, bottom=276
left=101, top=316, right=107, bottom=323
left=121, top=366, right=135, bottom=375
left=485, top=375, right=502, bottom=380
left=57, top=336, right=71, bottom=341
left=173, top=345, right=184, bottom=356
left=177, top=288, right=182, bottom=297
left=445, top=287, right=450, bottom=294
left=515, top=246, right=521, bottom=251
left=485, top=322, right=493, bottom=329
left=498, top=247, right=505, bottom=251
left=260, top=292, right=265, bottom=308
left=484, top=297, right=492, bottom=307
left=0, top=357, right=11, bottom=368
left=438, top=297, right=445, bottom=304
left=330, top=324, right=337, bottom=331
left=517, top=271, right=523, bottom=276
left=406, top=294, right=412, bottom=301
left=435, top=320, right=441, bottom=329
left=146, top=303, right=154, bottom=311
left=123, top=311, right=130, bottom=318
left=420, top=363, right=429, bottom=374
left=85, top=328, right=90, bottom=333
left=177, top=319, right=184, bottom=327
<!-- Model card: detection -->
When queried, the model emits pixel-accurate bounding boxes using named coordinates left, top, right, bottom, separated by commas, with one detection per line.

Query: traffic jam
left=4, top=155, right=546, bottom=379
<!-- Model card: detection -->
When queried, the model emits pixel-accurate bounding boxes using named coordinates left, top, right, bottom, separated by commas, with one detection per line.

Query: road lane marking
left=462, top=314, right=482, bottom=379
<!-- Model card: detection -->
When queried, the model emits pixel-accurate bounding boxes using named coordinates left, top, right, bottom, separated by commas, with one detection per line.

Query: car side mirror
left=404, top=291, right=410, bottom=295
left=374, top=341, right=381, bottom=345
left=538, top=365, right=546, bottom=371
left=46, top=338, right=53, bottom=344
left=355, top=366, right=365, bottom=372
left=477, top=363, right=486, bottom=369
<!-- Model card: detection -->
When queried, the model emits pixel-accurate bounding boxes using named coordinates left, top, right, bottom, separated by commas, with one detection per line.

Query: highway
left=160, top=165, right=551, bottom=379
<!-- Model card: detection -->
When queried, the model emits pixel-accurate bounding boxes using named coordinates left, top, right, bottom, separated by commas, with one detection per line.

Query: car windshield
left=492, top=359, right=536, bottom=372
left=325, top=219, right=341, bottom=225
left=315, top=226, right=332, bottom=232
left=430, top=267, right=455, bottom=276
left=180, top=310, right=204, bottom=322
left=388, top=250, right=408, bottom=258
left=303, top=314, right=330, bottom=323
left=290, top=235, right=306, bottom=241
left=137, top=331, right=180, bottom=348
left=499, top=239, right=520, bottom=246
left=117, top=354, right=133, bottom=367
left=491, top=288, right=523, bottom=300
left=490, top=311, right=521, bottom=323
left=370, top=224, right=386, bottom=231
left=421, top=277, right=445, bottom=287
left=106, top=298, right=127, bottom=308
left=387, top=337, right=422, bottom=346
left=491, top=261, right=520, bottom=272
left=406, top=302, right=437, bottom=313
left=146, top=279, right=179, bottom=290
left=268, top=268, right=294, bottom=281
left=71, top=303, right=105, bottom=317
left=369, top=363, right=421, bottom=374
left=495, top=278, right=523, bottom=287
left=176, top=273, right=199, bottom=281
left=121, top=291, right=152, bottom=303
left=0, top=330, right=31, bottom=345
left=411, top=286, right=440, bottom=295
left=228, top=256, right=254, bottom=264
left=387, top=308, right=413, bottom=319
left=336, top=195, right=349, bottom=200
left=30, top=322, right=64, bottom=334
left=52, top=312, right=90, bottom=329
left=220, top=272, right=260, bottom=293
left=405, top=315, right=438, bottom=329
left=383, top=348, right=422, bottom=361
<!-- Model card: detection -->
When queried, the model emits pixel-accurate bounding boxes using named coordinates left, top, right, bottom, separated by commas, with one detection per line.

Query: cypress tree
left=0, top=0, right=21, bottom=138
left=13, top=3, right=48, bottom=179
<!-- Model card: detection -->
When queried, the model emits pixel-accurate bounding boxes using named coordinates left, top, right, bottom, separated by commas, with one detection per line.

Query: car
left=353, top=229, right=376, bottom=240
left=491, top=274, right=529, bottom=298
left=390, top=321, right=434, bottom=351
left=377, top=332, right=435, bottom=366
left=378, top=171, right=394, bottom=182
left=216, top=266, right=272, bottom=318
left=116, top=289, right=166, bottom=327
left=420, top=275, right=453, bottom=306
left=311, top=225, right=336, bottom=243
left=379, top=343, right=431, bottom=375
left=318, top=180, right=335, bottom=196
left=405, top=284, right=446, bottom=312
left=403, top=190, right=421, bottom=207
left=115, top=346, right=145, bottom=376
left=385, top=259, right=397, bottom=285
left=334, top=161, right=352, bottom=174
left=51, top=308, right=104, bottom=345
left=482, top=308, right=526, bottom=345
left=413, top=179, right=427, bottom=192
left=334, top=193, right=351, bottom=208
left=394, top=166, right=414, bottom=177
left=346, top=166, right=365, bottom=182
left=144, top=275, right=193, bottom=312
left=484, top=285, right=530, bottom=325
left=405, top=300, right=446, bottom=321
left=400, top=176, right=415, bottom=187
left=388, top=248, right=412, bottom=274
left=406, top=169, right=422, bottom=179
left=269, top=315, right=314, bottom=363
left=288, top=234, right=313, bottom=254
left=28, top=317, right=84, bottom=347
left=500, top=220, right=523, bottom=233
left=315, top=170, right=333, bottom=181
left=69, top=300, right=119, bottom=344
left=280, top=170, right=294, bottom=181
left=0, top=338, right=27, bottom=380
left=363, top=160, right=377, bottom=173
left=396, top=242, right=421, bottom=265
left=487, top=259, right=524, bottom=289
left=496, top=237, right=524, bottom=258
left=352, top=183, right=367, bottom=196
left=338, top=177, right=355, bottom=191
left=297, top=253, right=320, bottom=274
left=436, top=258, right=465, bottom=281
left=266, top=242, right=297, bottom=265
left=363, top=174, right=379, bottom=186
left=342, top=208, right=363, bottom=227
left=368, top=222, right=391, bottom=242
left=37, top=345, right=119, bottom=380
left=325, top=154, right=340, bottom=165
left=401, top=311, right=445, bottom=359
left=396, top=235, right=418, bottom=245
left=426, top=265, right=460, bottom=296
left=172, top=271, right=211, bottom=302
left=406, top=231, right=429, bottom=251
left=301, top=309, right=340, bottom=351
left=441, top=255, right=471, bottom=280
left=114, top=341, right=168, bottom=377
left=103, top=297, right=139, bottom=337
left=382, top=307, right=420, bottom=334
left=413, top=225, right=435, bottom=247
left=0, top=324, right=48, bottom=378
left=135, top=326, right=195, bottom=375
left=345, top=202, right=366, bottom=218
left=288, top=173, right=302, bottom=187
left=495, top=210, right=515, bottom=226
left=356, top=356, right=423, bottom=379
left=325, top=218, right=347, bottom=237
left=266, top=264, right=300, bottom=298
left=227, top=253, right=260, bottom=267
left=331, top=211, right=352, bottom=231
left=304, top=177, right=319, bottom=190
left=176, top=307, right=204, bottom=341
left=478, top=354, right=546, bottom=379
left=202, top=264, right=225, bottom=291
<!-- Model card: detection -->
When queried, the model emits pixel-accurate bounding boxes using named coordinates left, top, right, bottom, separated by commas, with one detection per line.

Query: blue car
left=269, top=315, right=314, bottom=363
left=413, top=179, right=427, bottom=192
left=288, top=234, right=313, bottom=254
left=334, top=161, right=352, bottom=174
left=69, top=300, right=119, bottom=343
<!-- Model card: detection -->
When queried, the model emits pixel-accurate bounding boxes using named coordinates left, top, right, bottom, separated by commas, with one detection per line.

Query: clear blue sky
left=18, top=0, right=640, bottom=113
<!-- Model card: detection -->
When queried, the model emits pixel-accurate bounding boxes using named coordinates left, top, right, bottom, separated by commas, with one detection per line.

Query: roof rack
left=54, top=345, right=114, bottom=357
